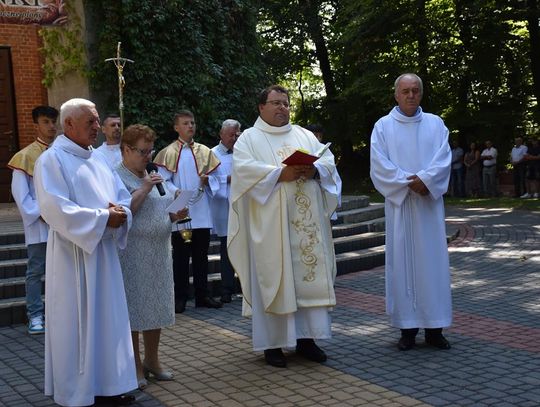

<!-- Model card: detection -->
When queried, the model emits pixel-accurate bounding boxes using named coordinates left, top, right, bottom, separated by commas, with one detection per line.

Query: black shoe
left=195, top=296, right=223, bottom=308
left=175, top=300, right=186, bottom=314
left=94, top=394, right=135, bottom=405
left=220, top=293, right=232, bottom=303
left=264, top=348, right=287, bottom=368
left=296, top=339, right=327, bottom=363
left=397, top=336, right=416, bottom=351
left=425, top=334, right=451, bottom=349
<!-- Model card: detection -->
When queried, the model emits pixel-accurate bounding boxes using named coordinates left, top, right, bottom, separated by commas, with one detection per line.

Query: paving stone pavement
left=0, top=205, right=539, bottom=406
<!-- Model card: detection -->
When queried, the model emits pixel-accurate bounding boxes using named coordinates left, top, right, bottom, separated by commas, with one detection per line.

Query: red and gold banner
left=0, top=0, right=67, bottom=26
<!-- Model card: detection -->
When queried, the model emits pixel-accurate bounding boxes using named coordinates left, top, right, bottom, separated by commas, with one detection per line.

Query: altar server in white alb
left=93, top=114, right=122, bottom=169
left=370, top=73, right=452, bottom=351
left=7, top=106, right=58, bottom=335
left=209, top=119, right=241, bottom=304
left=34, top=98, right=137, bottom=406
left=228, top=85, right=341, bottom=368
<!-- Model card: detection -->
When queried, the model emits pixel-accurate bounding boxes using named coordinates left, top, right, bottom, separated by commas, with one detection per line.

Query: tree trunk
left=527, top=0, right=540, bottom=119
left=454, top=0, right=473, bottom=143
left=298, top=0, right=337, bottom=100
left=416, top=0, right=431, bottom=110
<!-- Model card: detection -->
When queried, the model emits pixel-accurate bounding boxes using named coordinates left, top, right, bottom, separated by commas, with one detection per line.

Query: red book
left=282, top=142, right=331, bottom=165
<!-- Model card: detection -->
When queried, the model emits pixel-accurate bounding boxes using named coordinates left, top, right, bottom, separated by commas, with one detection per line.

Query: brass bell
left=180, top=228, right=192, bottom=243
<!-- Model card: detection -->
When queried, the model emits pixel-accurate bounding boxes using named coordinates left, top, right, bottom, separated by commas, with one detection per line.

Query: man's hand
left=107, top=203, right=127, bottom=228
left=278, top=165, right=316, bottom=182
left=407, top=175, right=429, bottom=196
left=170, top=207, right=189, bottom=222
left=200, top=175, right=209, bottom=186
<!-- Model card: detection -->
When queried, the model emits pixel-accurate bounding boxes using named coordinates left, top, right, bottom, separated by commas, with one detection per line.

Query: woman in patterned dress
left=116, top=124, right=187, bottom=388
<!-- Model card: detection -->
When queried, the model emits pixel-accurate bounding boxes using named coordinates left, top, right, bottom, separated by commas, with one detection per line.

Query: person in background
left=450, top=140, right=464, bottom=197
left=154, top=110, right=222, bottom=313
left=370, top=73, right=452, bottom=351
left=480, top=140, right=498, bottom=197
left=464, top=142, right=481, bottom=198
left=94, top=114, right=122, bottom=169
left=510, top=136, right=528, bottom=198
left=117, top=124, right=187, bottom=389
left=7, top=106, right=58, bottom=335
left=523, top=138, right=540, bottom=198
left=209, top=119, right=241, bottom=303
left=34, top=98, right=137, bottom=406
left=228, top=85, right=341, bottom=368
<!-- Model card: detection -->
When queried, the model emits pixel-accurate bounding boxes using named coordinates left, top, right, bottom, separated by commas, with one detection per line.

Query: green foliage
left=39, top=0, right=89, bottom=87
left=259, top=0, right=540, bottom=172
left=88, top=0, right=267, bottom=147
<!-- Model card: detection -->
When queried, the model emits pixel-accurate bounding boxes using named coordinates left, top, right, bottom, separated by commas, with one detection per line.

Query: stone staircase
left=0, top=195, right=386, bottom=326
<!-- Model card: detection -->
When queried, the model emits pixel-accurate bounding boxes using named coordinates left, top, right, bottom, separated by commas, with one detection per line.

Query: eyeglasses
left=128, top=145, right=155, bottom=157
left=265, top=100, right=290, bottom=109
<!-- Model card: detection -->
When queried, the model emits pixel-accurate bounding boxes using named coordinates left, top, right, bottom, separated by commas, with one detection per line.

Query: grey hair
left=221, top=119, right=241, bottom=131
left=394, top=73, right=423, bottom=96
left=60, top=98, right=96, bottom=127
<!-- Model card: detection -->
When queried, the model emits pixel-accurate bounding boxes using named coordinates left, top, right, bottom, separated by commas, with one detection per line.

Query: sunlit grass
left=343, top=179, right=540, bottom=211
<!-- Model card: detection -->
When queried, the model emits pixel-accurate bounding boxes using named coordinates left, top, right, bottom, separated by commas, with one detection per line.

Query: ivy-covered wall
left=84, top=0, right=268, bottom=148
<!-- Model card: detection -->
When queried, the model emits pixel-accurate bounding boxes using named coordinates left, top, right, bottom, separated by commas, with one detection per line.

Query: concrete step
left=336, top=245, right=386, bottom=276
left=0, top=230, right=25, bottom=245
left=334, top=232, right=385, bottom=254
left=334, top=203, right=385, bottom=225
left=0, top=296, right=28, bottom=326
left=0, top=258, right=27, bottom=279
left=339, top=195, right=370, bottom=211
left=0, top=243, right=27, bottom=261
left=0, top=276, right=44, bottom=300
left=332, top=217, right=386, bottom=238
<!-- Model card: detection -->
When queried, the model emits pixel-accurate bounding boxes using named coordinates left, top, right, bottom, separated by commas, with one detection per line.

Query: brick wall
left=0, top=24, right=48, bottom=148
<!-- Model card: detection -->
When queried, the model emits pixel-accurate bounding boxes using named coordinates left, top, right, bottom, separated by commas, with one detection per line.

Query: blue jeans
left=26, top=242, right=46, bottom=320
left=219, top=236, right=235, bottom=295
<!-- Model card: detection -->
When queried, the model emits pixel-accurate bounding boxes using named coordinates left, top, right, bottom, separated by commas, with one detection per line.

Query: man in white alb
left=94, top=114, right=122, bottom=169
left=228, top=85, right=341, bottom=367
left=209, top=119, right=241, bottom=303
left=34, top=98, right=137, bottom=406
left=370, top=73, right=452, bottom=351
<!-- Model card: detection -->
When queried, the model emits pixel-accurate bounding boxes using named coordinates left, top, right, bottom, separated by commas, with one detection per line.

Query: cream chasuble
left=34, top=135, right=137, bottom=407
left=228, top=117, right=339, bottom=318
left=370, top=107, right=453, bottom=329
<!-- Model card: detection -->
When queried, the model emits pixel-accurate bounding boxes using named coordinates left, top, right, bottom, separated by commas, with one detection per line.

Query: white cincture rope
left=73, top=244, right=86, bottom=375
left=404, top=194, right=418, bottom=310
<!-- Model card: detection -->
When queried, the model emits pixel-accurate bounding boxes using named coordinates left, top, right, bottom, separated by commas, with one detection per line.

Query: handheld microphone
left=146, top=163, right=166, bottom=196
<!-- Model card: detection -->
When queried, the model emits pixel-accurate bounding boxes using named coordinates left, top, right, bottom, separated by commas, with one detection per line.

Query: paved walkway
left=1, top=206, right=539, bottom=406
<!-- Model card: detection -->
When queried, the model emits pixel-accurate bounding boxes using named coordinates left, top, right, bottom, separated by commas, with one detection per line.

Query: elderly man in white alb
left=209, top=119, right=241, bottom=303
left=370, top=73, right=452, bottom=351
left=228, top=85, right=341, bottom=368
left=94, top=114, right=122, bottom=169
left=34, top=98, right=137, bottom=406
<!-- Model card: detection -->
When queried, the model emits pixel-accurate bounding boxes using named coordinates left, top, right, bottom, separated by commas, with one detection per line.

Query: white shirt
left=481, top=147, right=498, bottom=167
left=510, top=145, right=527, bottom=164
left=94, top=143, right=122, bottom=169
left=158, top=143, right=217, bottom=230
left=11, top=169, right=49, bottom=245
left=209, top=142, right=233, bottom=236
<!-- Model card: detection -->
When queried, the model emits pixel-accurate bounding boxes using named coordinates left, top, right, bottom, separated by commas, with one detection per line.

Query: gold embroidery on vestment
left=290, top=178, right=319, bottom=282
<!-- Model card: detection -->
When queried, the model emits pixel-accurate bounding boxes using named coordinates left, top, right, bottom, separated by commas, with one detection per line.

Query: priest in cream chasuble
left=228, top=86, right=340, bottom=366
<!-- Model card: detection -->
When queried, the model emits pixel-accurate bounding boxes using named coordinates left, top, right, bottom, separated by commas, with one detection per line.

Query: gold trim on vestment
left=290, top=178, right=319, bottom=282
left=154, top=140, right=220, bottom=175
left=7, top=139, right=48, bottom=177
